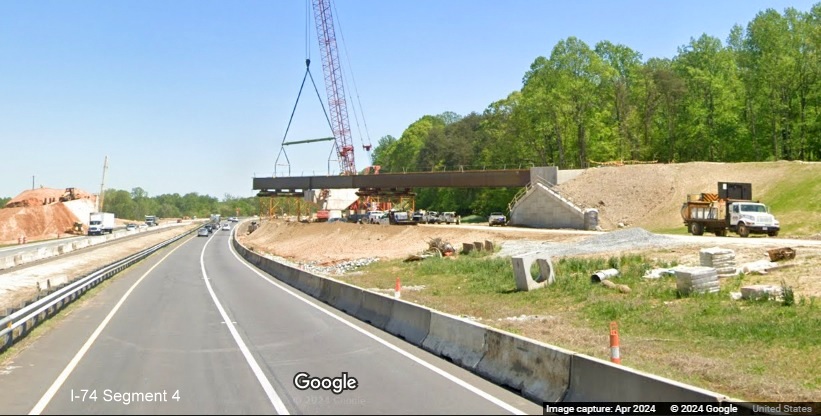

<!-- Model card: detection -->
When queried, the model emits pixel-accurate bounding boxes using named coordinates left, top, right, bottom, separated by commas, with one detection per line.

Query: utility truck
left=88, top=212, right=115, bottom=235
left=681, top=182, right=780, bottom=237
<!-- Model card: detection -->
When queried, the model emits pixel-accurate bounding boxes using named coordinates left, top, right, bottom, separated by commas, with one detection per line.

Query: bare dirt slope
left=240, top=221, right=588, bottom=265
left=554, top=160, right=820, bottom=231
left=1, top=187, right=98, bottom=245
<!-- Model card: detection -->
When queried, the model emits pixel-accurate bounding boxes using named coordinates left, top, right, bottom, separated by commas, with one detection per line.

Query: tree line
left=368, top=4, right=821, bottom=216
left=101, top=187, right=259, bottom=221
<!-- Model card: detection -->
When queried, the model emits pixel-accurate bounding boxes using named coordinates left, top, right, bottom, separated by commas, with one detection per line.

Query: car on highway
left=125, top=223, right=137, bottom=231
left=221, top=224, right=230, bottom=231
left=197, top=227, right=209, bottom=237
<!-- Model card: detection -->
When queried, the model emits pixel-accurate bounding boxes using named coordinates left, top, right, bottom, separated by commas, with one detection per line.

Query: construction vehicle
left=88, top=212, right=115, bottom=235
left=681, top=182, right=780, bottom=237
left=59, top=187, right=78, bottom=202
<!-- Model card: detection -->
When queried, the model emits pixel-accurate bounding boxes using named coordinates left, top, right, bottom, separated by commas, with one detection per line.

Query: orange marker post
left=610, top=321, right=621, bottom=364
left=395, top=277, right=401, bottom=299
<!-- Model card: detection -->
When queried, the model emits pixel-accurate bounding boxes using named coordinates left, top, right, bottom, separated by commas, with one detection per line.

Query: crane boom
left=312, top=0, right=356, bottom=175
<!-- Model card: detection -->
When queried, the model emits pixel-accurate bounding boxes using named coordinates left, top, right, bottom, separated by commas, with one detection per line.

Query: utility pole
left=97, top=156, right=108, bottom=212
left=32, top=176, right=35, bottom=190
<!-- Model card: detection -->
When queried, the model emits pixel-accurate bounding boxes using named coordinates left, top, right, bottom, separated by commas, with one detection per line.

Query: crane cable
left=274, top=0, right=336, bottom=176
left=331, top=0, right=373, bottom=154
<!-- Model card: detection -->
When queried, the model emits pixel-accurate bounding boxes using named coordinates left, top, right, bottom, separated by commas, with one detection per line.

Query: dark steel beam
left=252, top=169, right=531, bottom=191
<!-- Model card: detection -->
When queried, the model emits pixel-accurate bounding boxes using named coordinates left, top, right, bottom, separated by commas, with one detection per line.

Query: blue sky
left=1, top=0, right=816, bottom=200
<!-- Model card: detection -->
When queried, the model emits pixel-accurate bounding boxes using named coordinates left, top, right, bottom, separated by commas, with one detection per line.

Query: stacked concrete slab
left=699, top=247, right=737, bottom=277
left=675, top=266, right=720, bottom=295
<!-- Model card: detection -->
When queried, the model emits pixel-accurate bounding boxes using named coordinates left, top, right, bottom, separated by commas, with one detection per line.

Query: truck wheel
left=714, top=229, right=727, bottom=237
left=737, top=223, right=750, bottom=238
left=768, top=230, right=779, bottom=237
left=690, top=222, right=704, bottom=236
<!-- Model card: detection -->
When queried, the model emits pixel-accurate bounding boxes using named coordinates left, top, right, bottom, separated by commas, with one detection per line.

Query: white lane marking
left=29, top=239, right=191, bottom=415
left=201, top=232, right=290, bottom=415
left=225, top=233, right=527, bottom=415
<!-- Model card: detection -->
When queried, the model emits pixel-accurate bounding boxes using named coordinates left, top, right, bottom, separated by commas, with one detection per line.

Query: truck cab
left=728, top=201, right=780, bottom=237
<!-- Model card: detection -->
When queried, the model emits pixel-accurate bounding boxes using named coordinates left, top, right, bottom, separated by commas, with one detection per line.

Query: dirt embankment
left=238, top=220, right=585, bottom=265
left=554, top=160, right=820, bottom=232
left=0, top=188, right=99, bottom=245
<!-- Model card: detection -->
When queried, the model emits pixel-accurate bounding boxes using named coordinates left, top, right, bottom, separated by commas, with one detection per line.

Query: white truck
left=88, top=212, right=115, bottom=235
left=681, top=182, right=780, bottom=237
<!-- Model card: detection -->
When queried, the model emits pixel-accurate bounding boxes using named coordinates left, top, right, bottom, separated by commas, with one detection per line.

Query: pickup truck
left=488, top=212, right=507, bottom=226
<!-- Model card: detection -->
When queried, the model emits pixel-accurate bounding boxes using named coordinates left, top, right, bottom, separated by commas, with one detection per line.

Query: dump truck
left=88, top=212, right=115, bottom=235
left=145, top=215, right=158, bottom=226
left=681, top=182, right=779, bottom=237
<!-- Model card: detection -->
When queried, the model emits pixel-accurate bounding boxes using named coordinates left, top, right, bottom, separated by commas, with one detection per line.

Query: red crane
left=312, top=0, right=358, bottom=175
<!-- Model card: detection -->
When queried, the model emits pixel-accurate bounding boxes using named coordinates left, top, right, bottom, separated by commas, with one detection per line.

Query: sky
left=1, top=0, right=817, bottom=200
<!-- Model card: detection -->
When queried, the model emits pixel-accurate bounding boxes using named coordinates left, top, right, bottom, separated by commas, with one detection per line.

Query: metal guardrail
left=0, top=227, right=197, bottom=352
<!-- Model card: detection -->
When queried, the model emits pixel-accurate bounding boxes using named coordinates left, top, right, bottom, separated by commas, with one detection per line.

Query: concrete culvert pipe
left=591, top=268, right=619, bottom=282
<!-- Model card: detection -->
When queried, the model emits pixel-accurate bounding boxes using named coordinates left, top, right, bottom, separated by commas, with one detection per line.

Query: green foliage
left=366, top=4, right=821, bottom=217
left=782, top=280, right=795, bottom=307
left=0, top=197, right=11, bottom=207
left=101, top=188, right=259, bottom=221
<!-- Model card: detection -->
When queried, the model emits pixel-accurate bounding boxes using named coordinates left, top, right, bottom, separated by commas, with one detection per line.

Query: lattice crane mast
left=312, top=0, right=358, bottom=175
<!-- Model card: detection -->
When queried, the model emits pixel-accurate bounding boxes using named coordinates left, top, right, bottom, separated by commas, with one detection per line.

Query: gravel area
left=495, top=227, right=678, bottom=258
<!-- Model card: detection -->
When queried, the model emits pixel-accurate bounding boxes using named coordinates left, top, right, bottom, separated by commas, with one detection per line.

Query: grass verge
left=338, top=252, right=820, bottom=402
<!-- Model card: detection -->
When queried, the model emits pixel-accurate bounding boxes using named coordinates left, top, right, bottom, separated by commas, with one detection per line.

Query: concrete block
left=0, top=256, right=15, bottom=270
left=511, top=251, right=554, bottom=291
left=320, top=280, right=363, bottom=316
left=462, top=243, right=474, bottom=254
left=565, top=353, right=726, bottom=402
left=740, top=285, right=782, bottom=300
left=484, top=240, right=494, bottom=251
left=385, top=300, right=431, bottom=347
left=422, top=312, right=488, bottom=369
left=473, top=242, right=483, bottom=251
left=295, top=270, right=324, bottom=298
left=475, top=329, right=572, bottom=403
left=355, top=291, right=394, bottom=329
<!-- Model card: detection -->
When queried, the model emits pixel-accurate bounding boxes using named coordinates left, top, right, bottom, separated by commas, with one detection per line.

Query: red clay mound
left=5, top=187, right=96, bottom=208
left=0, top=203, right=81, bottom=244
left=1, top=187, right=95, bottom=244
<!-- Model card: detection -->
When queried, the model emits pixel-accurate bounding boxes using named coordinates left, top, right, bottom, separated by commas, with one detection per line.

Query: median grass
left=338, top=252, right=821, bottom=402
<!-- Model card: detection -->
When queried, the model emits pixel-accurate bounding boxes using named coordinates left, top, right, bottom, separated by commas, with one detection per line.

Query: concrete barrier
left=475, top=329, right=572, bottom=403
left=0, top=256, right=14, bottom=270
left=385, top=300, right=431, bottom=347
left=354, top=291, right=394, bottom=329
left=14, top=252, right=36, bottom=266
left=231, top=230, right=731, bottom=406
left=294, top=270, right=324, bottom=298
left=319, top=279, right=363, bottom=316
left=565, top=353, right=726, bottom=402
left=422, top=311, right=488, bottom=368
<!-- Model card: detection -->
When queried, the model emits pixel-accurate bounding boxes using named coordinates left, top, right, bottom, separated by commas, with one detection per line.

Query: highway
left=0, top=225, right=542, bottom=415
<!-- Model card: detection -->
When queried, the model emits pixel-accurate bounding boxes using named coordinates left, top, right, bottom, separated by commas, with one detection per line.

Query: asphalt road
left=0, top=225, right=542, bottom=415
